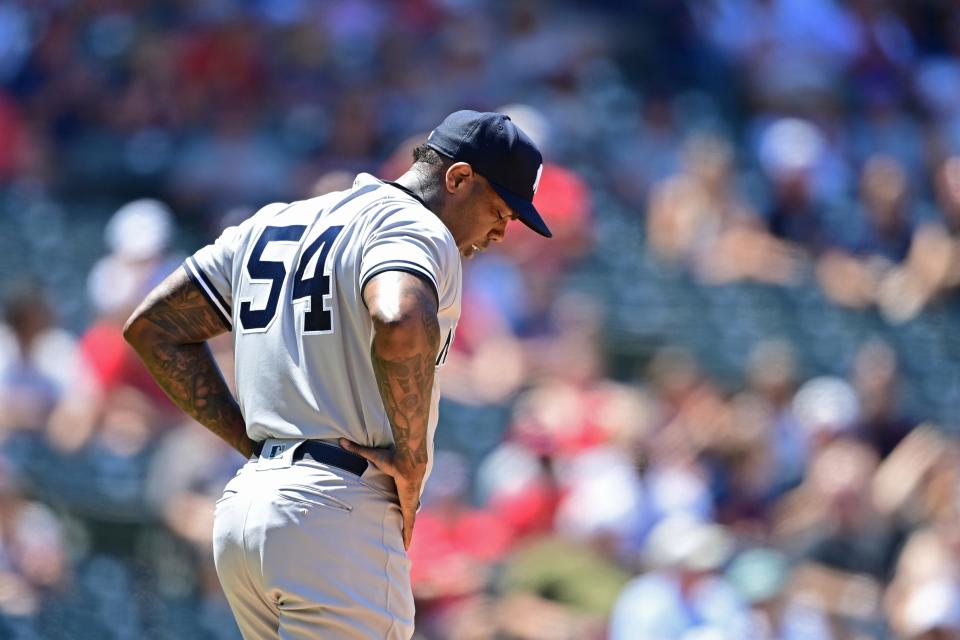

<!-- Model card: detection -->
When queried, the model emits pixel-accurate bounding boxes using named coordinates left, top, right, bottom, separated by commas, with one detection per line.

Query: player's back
left=185, top=173, right=461, bottom=454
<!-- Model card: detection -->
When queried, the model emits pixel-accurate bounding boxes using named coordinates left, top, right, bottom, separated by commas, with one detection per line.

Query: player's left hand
left=338, top=439, right=423, bottom=550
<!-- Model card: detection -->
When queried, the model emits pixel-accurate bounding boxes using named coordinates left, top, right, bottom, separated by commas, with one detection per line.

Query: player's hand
left=338, top=439, right=423, bottom=550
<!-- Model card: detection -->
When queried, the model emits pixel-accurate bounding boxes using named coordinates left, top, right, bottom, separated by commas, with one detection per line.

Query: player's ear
left=445, top=162, right=474, bottom=194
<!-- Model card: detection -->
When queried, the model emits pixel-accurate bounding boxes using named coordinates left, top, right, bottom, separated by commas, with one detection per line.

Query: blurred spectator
left=78, top=199, right=183, bottom=425
left=776, top=437, right=900, bottom=585
left=726, top=547, right=834, bottom=640
left=817, top=154, right=921, bottom=309
left=0, top=457, right=69, bottom=621
left=553, top=439, right=647, bottom=562
left=145, top=419, right=241, bottom=547
left=879, top=155, right=960, bottom=322
left=609, top=515, right=747, bottom=639
left=603, top=94, right=687, bottom=210
left=550, top=382, right=654, bottom=563
left=642, top=348, right=718, bottom=524
left=742, top=339, right=807, bottom=497
left=87, top=198, right=180, bottom=318
left=882, top=431, right=960, bottom=638
left=476, top=379, right=586, bottom=540
left=497, top=535, right=629, bottom=640
left=790, top=376, right=860, bottom=453
left=0, top=281, right=82, bottom=435
left=851, top=339, right=913, bottom=458
left=769, top=437, right=897, bottom=638
left=646, top=132, right=802, bottom=285
left=756, top=117, right=843, bottom=253
left=700, top=0, right=861, bottom=110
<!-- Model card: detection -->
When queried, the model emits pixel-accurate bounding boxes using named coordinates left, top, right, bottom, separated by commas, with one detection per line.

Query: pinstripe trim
left=184, top=257, right=232, bottom=330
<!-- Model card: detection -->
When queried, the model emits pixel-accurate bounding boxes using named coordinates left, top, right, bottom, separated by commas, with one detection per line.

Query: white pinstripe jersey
left=185, top=174, right=461, bottom=477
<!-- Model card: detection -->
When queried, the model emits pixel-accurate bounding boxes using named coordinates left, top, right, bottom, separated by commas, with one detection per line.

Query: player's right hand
left=338, top=438, right=423, bottom=550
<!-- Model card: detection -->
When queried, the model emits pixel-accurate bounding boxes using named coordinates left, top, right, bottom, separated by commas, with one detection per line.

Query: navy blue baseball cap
left=426, top=110, right=552, bottom=238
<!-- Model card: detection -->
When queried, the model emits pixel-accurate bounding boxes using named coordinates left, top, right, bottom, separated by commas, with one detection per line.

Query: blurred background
left=2, top=0, right=960, bottom=638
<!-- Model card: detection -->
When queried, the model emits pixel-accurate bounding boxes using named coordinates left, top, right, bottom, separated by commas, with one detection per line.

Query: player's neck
left=393, top=171, right=443, bottom=216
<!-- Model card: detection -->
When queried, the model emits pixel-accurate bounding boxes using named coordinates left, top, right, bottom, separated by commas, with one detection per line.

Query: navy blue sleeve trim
left=187, top=257, right=232, bottom=315
left=183, top=258, right=233, bottom=331
left=361, top=259, right=439, bottom=290
left=360, top=266, right=440, bottom=309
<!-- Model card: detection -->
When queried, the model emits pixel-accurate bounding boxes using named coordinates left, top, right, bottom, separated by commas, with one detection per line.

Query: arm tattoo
left=127, top=268, right=254, bottom=458
left=370, top=285, right=440, bottom=472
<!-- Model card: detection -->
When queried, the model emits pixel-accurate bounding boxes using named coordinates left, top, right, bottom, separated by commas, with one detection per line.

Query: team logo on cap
left=532, top=164, right=543, bottom=195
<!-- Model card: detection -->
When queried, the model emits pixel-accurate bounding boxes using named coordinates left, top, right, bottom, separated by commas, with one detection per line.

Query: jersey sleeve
left=358, top=206, right=457, bottom=308
left=183, top=202, right=289, bottom=330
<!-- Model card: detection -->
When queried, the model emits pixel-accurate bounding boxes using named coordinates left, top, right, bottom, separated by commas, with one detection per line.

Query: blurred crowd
left=2, top=0, right=960, bottom=639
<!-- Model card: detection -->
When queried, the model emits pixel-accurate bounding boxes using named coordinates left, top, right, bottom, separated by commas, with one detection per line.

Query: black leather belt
left=252, top=440, right=369, bottom=477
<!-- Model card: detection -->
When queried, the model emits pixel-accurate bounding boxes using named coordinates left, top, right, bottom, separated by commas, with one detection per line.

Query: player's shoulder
left=249, top=201, right=295, bottom=224
left=370, top=202, right=447, bottom=235
left=228, top=201, right=294, bottom=235
left=239, top=192, right=341, bottom=233
left=357, top=178, right=453, bottom=244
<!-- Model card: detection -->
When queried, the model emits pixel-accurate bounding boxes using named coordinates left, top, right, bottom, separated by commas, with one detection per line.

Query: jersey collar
left=383, top=180, right=429, bottom=209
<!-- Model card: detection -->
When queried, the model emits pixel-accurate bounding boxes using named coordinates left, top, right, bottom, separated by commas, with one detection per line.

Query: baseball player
left=123, top=110, right=551, bottom=638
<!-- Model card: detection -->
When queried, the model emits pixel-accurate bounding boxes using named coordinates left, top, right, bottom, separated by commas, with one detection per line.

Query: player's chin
left=462, top=241, right=489, bottom=259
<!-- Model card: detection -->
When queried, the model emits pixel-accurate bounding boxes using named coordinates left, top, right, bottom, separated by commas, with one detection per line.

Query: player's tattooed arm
left=341, top=270, right=440, bottom=549
left=369, top=285, right=439, bottom=472
left=124, top=267, right=255, bottom=458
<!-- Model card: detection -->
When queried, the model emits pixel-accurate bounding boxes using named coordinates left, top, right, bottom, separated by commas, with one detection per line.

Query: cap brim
left=491, top=183, right=552, bottom=238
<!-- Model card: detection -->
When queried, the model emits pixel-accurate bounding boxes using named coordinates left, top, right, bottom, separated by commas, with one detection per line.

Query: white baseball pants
left=212, top=440, right=415, bottom=639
